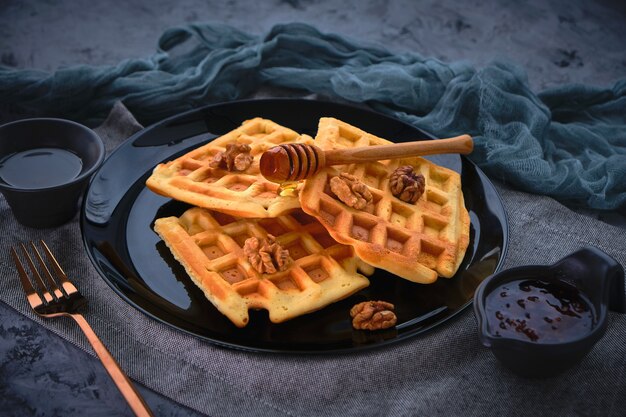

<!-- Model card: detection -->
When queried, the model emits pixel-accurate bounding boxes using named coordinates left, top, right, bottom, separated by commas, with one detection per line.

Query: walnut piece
left=350, top=301, right=397, bottom=331
left=209, top=143, right=253, bottom=172
left=329, top=173, right=373, bottom=210
left=389, top=165, right=425, bottom=203
left=243, top=235, right=290, bottom=275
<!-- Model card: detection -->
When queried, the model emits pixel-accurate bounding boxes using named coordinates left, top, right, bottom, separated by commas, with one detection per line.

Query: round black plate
left=81, top=98, right=508, bottom=353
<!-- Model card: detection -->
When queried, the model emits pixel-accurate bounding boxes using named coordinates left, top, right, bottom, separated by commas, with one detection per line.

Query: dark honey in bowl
left=474, top=246, right=625, bottom=377
left=485, top=279, right=595, bottom=343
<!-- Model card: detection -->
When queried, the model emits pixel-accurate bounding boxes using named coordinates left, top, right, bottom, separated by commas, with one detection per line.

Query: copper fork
left=11, top=240, right=154, bottom=417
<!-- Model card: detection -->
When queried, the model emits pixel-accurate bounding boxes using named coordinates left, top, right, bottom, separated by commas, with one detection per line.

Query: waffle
left=146, top=118, right=315, bottom=218
left=299, top=117, right=471, bottom=284
left=154, top=207, right=370, bottom=327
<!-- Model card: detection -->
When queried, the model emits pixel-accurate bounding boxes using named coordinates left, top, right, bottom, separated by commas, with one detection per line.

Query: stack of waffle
left=147, top=117, right=470, bottom=327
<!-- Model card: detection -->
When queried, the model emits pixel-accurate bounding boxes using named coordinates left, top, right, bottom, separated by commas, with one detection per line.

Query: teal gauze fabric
left=1, top=22, right=625, bottom=210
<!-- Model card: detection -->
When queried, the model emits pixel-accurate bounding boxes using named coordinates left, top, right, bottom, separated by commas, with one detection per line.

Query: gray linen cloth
left=1, top=103, right=625, bottom=417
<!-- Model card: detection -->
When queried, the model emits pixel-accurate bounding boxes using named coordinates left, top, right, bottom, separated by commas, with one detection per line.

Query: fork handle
left=71, top=313, right=154, bottom=417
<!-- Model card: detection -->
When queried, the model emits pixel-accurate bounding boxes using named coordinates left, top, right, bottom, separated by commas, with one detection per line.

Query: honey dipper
left=260, top=134, right=473, bottom=183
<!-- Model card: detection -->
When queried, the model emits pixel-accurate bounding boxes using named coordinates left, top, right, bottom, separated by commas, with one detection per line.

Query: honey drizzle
left=278, top=181, right=299, bottom=197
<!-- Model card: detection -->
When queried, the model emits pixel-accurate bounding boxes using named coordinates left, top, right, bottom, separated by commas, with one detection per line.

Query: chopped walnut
left=243, top=235, right=290, bottom=275
left=389, top=165, right=425, bottom=203
left=350, top=301, right=397, bottom=331
left=329, top=173, right=373, bottom=210
left=209, top=143, right=253, bottom=172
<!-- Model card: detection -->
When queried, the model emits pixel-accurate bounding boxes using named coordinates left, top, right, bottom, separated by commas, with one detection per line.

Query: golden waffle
left=299, top=117, right=471, bottom=284
left=146, top=118, right=314, bottom=218
left=154, top=207, right=370, bottom=327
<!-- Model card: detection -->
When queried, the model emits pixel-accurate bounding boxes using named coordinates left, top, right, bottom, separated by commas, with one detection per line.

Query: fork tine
left=11, top=247, right=46, bottom=308
left=38, top=239, right=77, bottom=297
left=39, top=240, right=68, bottom=281
left=30, top=240, right=66, bottom=300
left=18, top=243, right=55, bottom=304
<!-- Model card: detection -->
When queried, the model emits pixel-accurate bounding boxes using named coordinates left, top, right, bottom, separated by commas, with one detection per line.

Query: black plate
left=81, top=98, right=508, bottom=353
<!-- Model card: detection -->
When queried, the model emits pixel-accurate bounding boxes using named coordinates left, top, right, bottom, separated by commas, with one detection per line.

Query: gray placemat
left=1, top=103, right=625, bottom=417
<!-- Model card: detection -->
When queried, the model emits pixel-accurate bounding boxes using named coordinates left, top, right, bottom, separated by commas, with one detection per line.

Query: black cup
left=0, top=118, right=105, bottom=228
left=474, top=246, right=625, bottom=377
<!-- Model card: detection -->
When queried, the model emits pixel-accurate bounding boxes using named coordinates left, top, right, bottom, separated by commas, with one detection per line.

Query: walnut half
left=329, top=173, right=373, bottom=210
left=243, top=235, right=290, bottom=275
left=389, top=165, right=425, bottom=203
left=350, top=300, right=397, bottom=331
left=209, top=143, right=253, bottom=172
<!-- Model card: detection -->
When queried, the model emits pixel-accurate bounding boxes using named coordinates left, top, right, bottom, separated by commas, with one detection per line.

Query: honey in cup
left=0, top=147, right=83, bottom=189
left=0, top=118, right=105, bottom=228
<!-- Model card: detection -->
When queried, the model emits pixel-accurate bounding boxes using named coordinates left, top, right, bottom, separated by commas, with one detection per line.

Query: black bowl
left=474, top=246, right=625, bottom=377
left=0, top=118, right=105, bottom=228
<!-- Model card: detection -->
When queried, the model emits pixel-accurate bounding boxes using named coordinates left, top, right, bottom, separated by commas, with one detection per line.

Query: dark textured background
left=1, top=1, right=625, bottom=416
left=1, top=0, right=626, bottom=90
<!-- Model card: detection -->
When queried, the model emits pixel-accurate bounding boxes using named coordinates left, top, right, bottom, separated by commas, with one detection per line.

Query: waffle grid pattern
left=154, top=207, right=370, bottom=327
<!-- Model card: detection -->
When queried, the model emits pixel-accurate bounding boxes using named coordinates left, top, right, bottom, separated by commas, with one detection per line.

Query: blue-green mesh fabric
left=1, top=23, right=624, bottom=210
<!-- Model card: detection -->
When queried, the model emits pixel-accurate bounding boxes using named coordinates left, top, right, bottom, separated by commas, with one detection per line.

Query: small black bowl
left=474, top=246, right=625, bottom=377
left=0, top=118, right=105, bottom=228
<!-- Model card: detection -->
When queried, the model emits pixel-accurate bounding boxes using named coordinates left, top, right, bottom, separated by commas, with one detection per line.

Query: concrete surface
left=1, top=0, right=625, bottom=90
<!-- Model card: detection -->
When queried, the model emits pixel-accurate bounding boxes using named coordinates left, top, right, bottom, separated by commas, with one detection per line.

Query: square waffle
left=146, top=118, right=315, bottom=218
left=299, top=117, right=471, bottom=284
left=154, top=207, right=370, bottom=327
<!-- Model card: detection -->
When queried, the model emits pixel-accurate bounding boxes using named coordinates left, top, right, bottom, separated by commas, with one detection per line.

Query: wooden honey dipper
left=260, top=134, right=473, bottom=183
